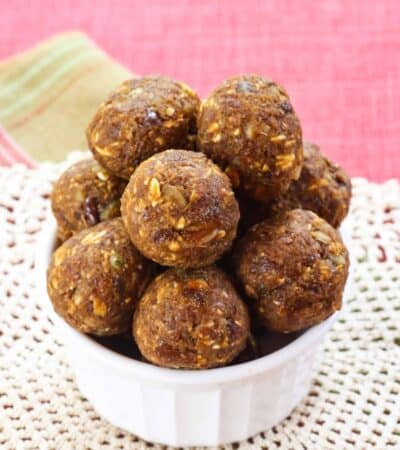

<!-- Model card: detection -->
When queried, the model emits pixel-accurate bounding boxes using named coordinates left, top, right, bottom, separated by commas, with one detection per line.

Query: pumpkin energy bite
left=269, top=141, right=352, bottom=228
left=197, top=75, right=303, bottom=202
left=47, top=218, right=153, bottom=336
left=234, top=209, right=349, bottom=333
left=121, top=149, right=240, bottom=268
left=133, top=266, right=250, bottom=369
left=87, top=76, right=200, bottom=179
left=51, top=159, right=126, bottom=241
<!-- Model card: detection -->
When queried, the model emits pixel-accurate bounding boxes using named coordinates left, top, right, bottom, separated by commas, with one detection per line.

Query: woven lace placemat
left=0, top=155, right=399, bottom=450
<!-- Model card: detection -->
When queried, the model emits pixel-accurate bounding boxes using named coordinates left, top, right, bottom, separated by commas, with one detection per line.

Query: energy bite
left=121, top=149, right=239, bottom=268
left=87, top=76, right=200, bottom=179
left=51, top=159, right=126, bottom=241
left=269, top=141, right=352, bottom=228
left=47, top=218, right=153, bottom=336
left=234, top=209, right=349, bottom=333
left=133, top=266, right=250, bottom=369
left=197, top=75, right=303, bottom=202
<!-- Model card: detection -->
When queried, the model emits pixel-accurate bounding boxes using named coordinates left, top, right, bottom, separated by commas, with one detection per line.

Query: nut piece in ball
left=133, top=266, right=250, bottom=369
left=51, top=159, right=127, bottom=242
left=87, top=76, right=200, bottom=179
left=121, top=149, right=240, bottom=268
left=47, top=218, right=153, bottom=336
left=234, top=209, right=349, bottom=333
left=269, top=141, right=352, bottom=227
left=197, top=75, right=303, bottom=202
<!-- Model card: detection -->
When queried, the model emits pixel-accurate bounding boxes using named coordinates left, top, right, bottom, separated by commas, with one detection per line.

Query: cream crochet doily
left=0, top=155, right=399, bottom=450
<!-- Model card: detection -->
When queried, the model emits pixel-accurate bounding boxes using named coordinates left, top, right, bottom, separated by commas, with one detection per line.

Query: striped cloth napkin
left=0, top=32, right=130, bottom=167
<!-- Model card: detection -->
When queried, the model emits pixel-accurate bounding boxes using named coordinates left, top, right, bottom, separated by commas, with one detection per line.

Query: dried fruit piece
left=83, top=196, right=100, bottom=225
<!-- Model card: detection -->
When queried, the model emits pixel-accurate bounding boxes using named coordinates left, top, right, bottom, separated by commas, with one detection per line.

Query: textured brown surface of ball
left=47, top=218, right=153, bottom=336
left=269, top=141, right=352, bottom=227
left=235, top=191, right=269, bottom=237
left=87, top=76, right=200, bottom=179
left=133, top=266, right=250, bottom=369
left=121, top=149, right=240, bottom=268
left=197, top=75, right=303, bottom=202
left=234, top=209, right=349, bottom=333
left=51, top=159, right=126, bottom=241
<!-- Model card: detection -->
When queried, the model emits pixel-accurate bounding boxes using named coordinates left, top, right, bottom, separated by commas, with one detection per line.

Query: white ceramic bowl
left=37, top=217, right=352, bottom=447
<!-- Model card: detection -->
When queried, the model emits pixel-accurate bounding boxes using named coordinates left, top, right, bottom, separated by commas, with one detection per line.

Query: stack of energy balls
left=47, top=75, right=351, bottom=370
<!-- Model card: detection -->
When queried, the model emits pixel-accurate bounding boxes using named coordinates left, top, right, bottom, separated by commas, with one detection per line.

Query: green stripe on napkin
left=0, top=32, right=131, bottom=162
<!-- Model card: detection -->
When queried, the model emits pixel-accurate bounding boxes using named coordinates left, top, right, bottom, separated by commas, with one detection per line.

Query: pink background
left=1, top=0, right=399, bottom=181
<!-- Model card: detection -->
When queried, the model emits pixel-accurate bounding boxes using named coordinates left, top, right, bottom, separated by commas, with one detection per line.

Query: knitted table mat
left=0, top=156, right=399, bottom=450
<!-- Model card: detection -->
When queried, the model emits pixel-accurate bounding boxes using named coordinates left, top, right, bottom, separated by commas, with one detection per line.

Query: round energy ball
left=234, top=209, right=349, bottom=333
left=87, top=76, right=200, bottom=179
left=269, top=141, right=352, bottom=228
left=47, top=218, right=153, bottom=336
left=133, top=266, right=250, bottom=369
left=51, top=159, right=127, bottom=242
left=121, top=149, right=240, bottom=268
left=197, top=75, right=303, bottom=202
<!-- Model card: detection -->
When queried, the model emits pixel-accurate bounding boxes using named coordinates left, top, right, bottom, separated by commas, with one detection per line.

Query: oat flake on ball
left=133, top=266, right=250, bottom=369
left=234, top=209, right=349, bottom=333
left=87, top=76, right=200, bottom=179
left=197, top=75, right=303, bottom=202
left=47, top=218, right=153, bottom=336
left=121, top=149, right=240, bottom=268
